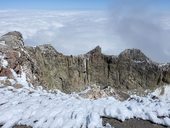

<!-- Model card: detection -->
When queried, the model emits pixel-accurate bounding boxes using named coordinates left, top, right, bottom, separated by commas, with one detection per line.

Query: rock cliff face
left=0, top=31, right=170, bottom=93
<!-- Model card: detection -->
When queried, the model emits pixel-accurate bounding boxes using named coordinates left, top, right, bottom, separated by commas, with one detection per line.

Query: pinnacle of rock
left=0, top=31, right=24, bottom=48
left=86, top=45, right=102, bottom=55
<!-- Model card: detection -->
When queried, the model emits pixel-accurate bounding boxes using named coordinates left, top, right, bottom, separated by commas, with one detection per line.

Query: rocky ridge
left=0, top=31, right=170, bottom=94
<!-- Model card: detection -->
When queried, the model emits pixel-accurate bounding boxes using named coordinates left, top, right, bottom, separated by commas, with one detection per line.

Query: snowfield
left=0, top=84, right=170, bottom=128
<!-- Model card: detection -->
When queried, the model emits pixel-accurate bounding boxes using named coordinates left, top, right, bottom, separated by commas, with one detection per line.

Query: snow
left=0, top=84, right=170, bottom=128
left=158, top=63, right=168, bottom=67
left=133, top=60, right=144, bottom=63
left=11, top=69, right=30, bottom=88
left=0, top=77, right=7, bottom=81
left=0, top=54, right=8, bottom=68
left=152, top=85, right=170, bottom=101
left=0, top=41, right=6, bottom=46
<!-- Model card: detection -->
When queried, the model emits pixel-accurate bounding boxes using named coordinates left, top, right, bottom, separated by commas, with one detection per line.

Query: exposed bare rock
left=0, top=125, right=31, bottom=128
left=0, top=68, right=13, bottom=79
left=161, top=64, right=170, bottom=83
left=102, top=117, right=170, bottom=128
left=0, top=31, right=24, bottom=48
left=13, top=125, right=32, bottom=128
left=79, top=85, right=130, bottom=100
left=119, top=48, right=150, bottom=61
left=86, top=45, right=102, bottom=55
left=0, top=31, right=170, bottom=94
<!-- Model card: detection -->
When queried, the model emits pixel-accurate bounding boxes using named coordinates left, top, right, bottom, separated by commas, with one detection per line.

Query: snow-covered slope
left=0, top=83, right=170, bottom=128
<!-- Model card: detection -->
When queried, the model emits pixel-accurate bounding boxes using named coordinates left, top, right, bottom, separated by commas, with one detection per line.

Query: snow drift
left=0, top=81, right=170, bottom=128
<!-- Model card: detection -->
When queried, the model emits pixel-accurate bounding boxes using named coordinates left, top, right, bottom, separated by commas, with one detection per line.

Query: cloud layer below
left=0, top=10, right=170, bottom=62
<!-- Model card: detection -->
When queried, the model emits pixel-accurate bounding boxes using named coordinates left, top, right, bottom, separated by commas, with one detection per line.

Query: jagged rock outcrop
left=0, top=31, right=24, bottom=48
left=0, top=31, right=170, bottom=93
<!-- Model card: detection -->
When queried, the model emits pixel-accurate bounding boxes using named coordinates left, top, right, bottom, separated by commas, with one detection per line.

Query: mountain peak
left=36, top=44, right=61, bottom=55
left=3, top=31, right=23, bottom=40
left=0, top=31, right=24, bottom=48
left=86, top=45, right=101, bottom=55
left=119, top=48, right=150, bottom=62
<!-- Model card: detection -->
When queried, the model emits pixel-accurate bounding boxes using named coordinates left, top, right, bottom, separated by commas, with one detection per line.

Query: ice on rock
left=0, top=54, right=8, bottom=68
left=11, top=69, right=30, bottom=88
left=0, top=77, right=7, bottom=81
left=152, top=85, right=170, bottom=100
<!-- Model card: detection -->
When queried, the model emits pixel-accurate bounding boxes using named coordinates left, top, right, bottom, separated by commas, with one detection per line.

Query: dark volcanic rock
left=0, top=31, right=170, bottom=93
left=13, top=125, right=32, bottom=128
left=102, top=117, right=170, bottom=128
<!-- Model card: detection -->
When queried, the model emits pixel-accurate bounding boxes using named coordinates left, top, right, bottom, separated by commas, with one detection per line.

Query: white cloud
left=0, top=10, right=170, bottom=62
left=0, top=10, right=121, bottom=55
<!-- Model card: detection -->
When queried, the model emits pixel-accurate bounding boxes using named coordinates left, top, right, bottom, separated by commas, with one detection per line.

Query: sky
left=0, top=0, right=170, bottom=11
left=0, top=0, right=112, bottom=10
left=0, top=0, right=170, bottom=62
